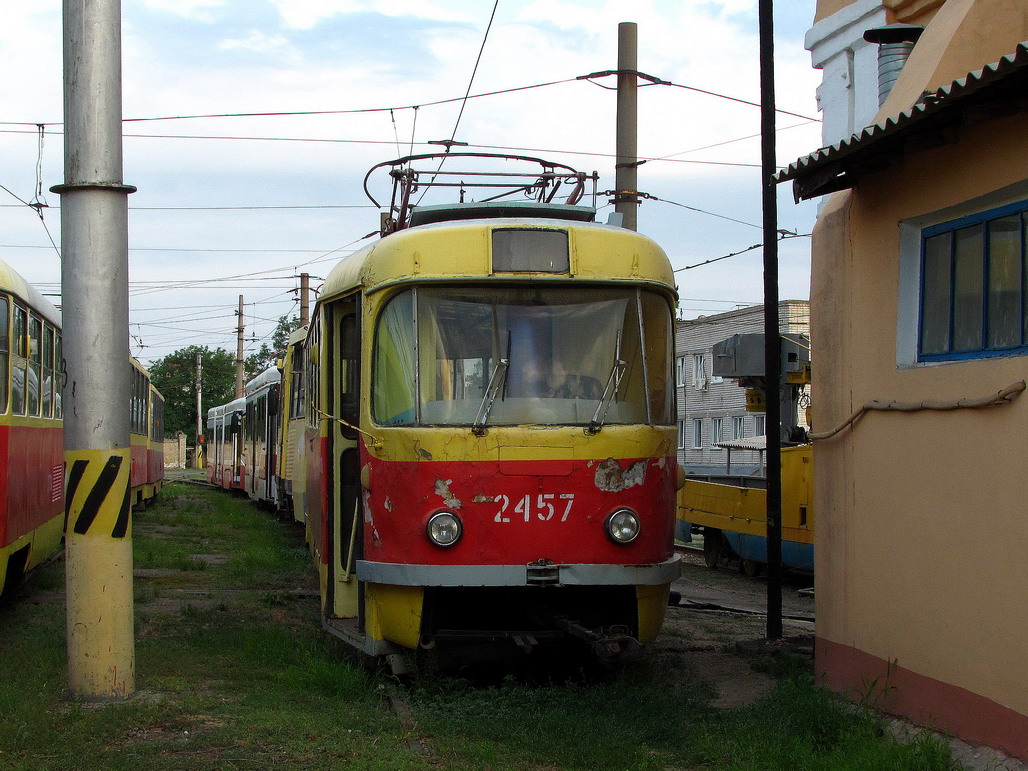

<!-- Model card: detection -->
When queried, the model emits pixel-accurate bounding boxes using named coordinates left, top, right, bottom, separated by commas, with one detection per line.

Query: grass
left=0, top=482, right=959, bottom=770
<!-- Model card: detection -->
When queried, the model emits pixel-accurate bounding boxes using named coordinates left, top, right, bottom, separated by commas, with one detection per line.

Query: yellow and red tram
left=298, top=155, right=683, bottom=664
left=0, top=259, right=64, bottom=597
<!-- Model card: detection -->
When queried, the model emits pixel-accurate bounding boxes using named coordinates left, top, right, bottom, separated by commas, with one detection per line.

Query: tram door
left=327, top=294, right=362, bottom=621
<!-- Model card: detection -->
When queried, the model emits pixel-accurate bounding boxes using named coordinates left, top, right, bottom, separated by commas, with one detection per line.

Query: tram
left=0, top=259, right=64, bottom=597
left=0, top=260, right=165, bottom=598
left=297, top=154, right=683, bottom=664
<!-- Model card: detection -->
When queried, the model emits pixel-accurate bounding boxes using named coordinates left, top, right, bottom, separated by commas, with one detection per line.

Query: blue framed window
left=919, top=200, right=1027, bottom=361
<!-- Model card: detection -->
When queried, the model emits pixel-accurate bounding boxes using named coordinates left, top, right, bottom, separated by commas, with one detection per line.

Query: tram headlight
left=605, top=508, right=640, bottom=544
left=426, top=510, right=463, bottom=547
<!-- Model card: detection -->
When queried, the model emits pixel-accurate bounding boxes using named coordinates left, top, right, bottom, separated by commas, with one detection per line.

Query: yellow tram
left=292, top=154, right=683, bottom=666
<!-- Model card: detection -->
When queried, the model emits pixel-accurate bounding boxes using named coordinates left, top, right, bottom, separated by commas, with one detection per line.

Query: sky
left=0, top=0, right=825, bottom=368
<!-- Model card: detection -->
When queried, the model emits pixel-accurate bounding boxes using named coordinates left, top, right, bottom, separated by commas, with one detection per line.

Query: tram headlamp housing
left=605, top=508, right=641, bottom=544
left=426, top=510, right=463, bottom=547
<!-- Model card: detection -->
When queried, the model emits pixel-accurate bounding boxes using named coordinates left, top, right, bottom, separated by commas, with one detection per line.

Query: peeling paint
left=471, top=494, right=492, bottom=503
left=434, top=478, right=462, bottom=509
left=384, top=496, right=393, bottom=512
left=372, top=527, right=382, bottom=548
left=594, top=457, right=647, bottom=492
left=362, top=490, right=374, bottom=523
left=417, top=446, right=433, bottom=461
left=656, top=457, right=666, bottom=468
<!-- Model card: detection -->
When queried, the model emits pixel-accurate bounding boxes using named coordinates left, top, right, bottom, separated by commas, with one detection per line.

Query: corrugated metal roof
left=777, top=41, right=1028, bottom=201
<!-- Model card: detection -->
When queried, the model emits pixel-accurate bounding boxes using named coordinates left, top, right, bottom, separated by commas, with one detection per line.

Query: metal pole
left=299, top=273, right=310, bottom=327
left=235, top=295, right=245, bottom=397
left=614, top=21, right=639, bottom=232
left=758, top=0, right=784, bottom=640
left=52, top=0, right=136, bottom=698
left=195, top=352, right=203, bottom=469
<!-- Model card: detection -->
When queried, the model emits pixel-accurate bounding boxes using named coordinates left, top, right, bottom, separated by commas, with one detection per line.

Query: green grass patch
left=0, top=482, right=959, bottom=770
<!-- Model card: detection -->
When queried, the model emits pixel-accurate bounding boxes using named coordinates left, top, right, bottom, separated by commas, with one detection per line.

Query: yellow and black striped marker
left=64, top=448, right=132, bottom=539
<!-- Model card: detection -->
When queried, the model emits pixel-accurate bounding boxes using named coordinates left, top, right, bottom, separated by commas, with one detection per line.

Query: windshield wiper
left=473, top=331, right=511, bottom=436
left=587, top=331, right=626, bottom=435
left=472, top=358, right=509, bottom=435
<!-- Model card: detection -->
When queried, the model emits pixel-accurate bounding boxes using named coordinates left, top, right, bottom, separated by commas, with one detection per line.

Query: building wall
left=809, top=0, right=1028, bottom=757
left=676, top=301, right=810, bottom=475
left=163, top=432, right=187, bottom=469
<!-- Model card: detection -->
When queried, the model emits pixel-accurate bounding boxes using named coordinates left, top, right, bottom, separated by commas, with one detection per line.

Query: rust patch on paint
left=434, top=478, right=462, bottom=509
left=594, top=458, right=647, bottom=492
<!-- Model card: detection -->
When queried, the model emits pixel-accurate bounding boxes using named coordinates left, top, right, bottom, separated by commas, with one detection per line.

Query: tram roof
left=0, top=257, right=61, bottom=328
left=321, top=217, right=677, bottom=302
left=245, top=365, right=281, bottom=395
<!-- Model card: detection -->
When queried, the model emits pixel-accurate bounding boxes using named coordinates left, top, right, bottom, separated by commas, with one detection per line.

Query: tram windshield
left=373, top=286, right=672, bottom=427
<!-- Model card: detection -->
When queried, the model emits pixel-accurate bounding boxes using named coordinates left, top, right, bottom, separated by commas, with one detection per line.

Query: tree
left=149, top=346, right=237, bottom=444
left=244, top=314, right=302, bottom=379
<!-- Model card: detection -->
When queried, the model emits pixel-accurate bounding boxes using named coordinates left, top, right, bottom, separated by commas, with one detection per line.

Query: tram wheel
left=703, top=528, right=721, bottom=569
left=741, top=559, right=763, bottom=578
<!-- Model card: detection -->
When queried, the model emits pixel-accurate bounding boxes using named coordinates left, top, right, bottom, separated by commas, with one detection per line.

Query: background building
left=676, top=300, right=810, bottom=476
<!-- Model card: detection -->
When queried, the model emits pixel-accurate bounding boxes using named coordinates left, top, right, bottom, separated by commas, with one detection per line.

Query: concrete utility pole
left=614, top=21, right=639, bottom=232
left=52, top=0, right=136, bottom=698
left=299, top=273, right=310, bottom=327
left=195, top=352, right=203, bottom=469
left=235, top=295, right=245, bottom=397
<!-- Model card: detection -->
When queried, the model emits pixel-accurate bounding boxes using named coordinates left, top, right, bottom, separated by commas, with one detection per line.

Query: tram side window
left=339, top=311, right=359, bottom=435
left=0, top=297, right=8, bottom=414
left=640, top=291, right=674, bottom=425
left=42, top=323, right=55, bottom=418
left=11, top=304, right=27, bottom=415
left=306, top=316, right=321, bottom=428
left=28, top=315, right=42, bottom=416
left=54, top=332, right=62, bottom=419
left=289, top=346, right=305, bottom=420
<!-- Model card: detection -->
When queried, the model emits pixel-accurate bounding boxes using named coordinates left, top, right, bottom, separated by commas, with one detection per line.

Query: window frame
left=691, top=418, right=702, bottom=449
left=915, top=198, right=1028, bottom=363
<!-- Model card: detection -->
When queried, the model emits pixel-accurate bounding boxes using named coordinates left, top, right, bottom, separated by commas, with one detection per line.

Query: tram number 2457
left=493, top=494, right=575, bottom=524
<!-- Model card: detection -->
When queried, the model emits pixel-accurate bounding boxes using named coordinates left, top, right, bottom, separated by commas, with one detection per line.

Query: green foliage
left=148, top=346, right=237, bottom=444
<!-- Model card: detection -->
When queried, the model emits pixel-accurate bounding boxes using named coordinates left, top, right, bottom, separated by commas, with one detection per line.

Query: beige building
left=782, top=0, right=1028, bottom=758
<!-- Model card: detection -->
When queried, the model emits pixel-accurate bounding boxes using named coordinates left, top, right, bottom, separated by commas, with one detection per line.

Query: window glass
left=732, top=416, right=745, bottom=440
left=54, top=332, right=62, bottom=418
left=492, top=229, right=569, bottom=273
left=920, top=234, right=951, bottom=355
left=711, top=417, right=723, bottom=447
left=11, top=305, right=27, bottom=415
left=691, top=418, right=702, bottom=449
left=374, top=286, right=672, bottom=427
left=0, top=297, right=7, bottom=414
left=339, top=307, right=359, bottom=436
left=28, top=316, right=42, bottom=416
left=988, top=215, right=1021, bottom=348
left=42, top=324, right=54, bottom=418
left=951, top=225, right=984, bottom=351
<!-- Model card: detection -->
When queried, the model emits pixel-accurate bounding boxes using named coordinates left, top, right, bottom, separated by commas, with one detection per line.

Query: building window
left=676, top=356, right=687, bottom=387
left=691, top=418, right=702, bottom=449
left=691, top=353, right=706, bottom=390
left=919, top=200, right=1027, bottom=361
left=711, top=417, right=723, bottom=448
left=754, top=415, right=765, bottom=436
left=732, top=416, right=745, bottom=440
left=677, top=419, right=686, bottom=448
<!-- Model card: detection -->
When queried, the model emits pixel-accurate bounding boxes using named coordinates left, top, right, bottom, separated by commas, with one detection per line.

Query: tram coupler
left=555, top=619, right=641, bottom=659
